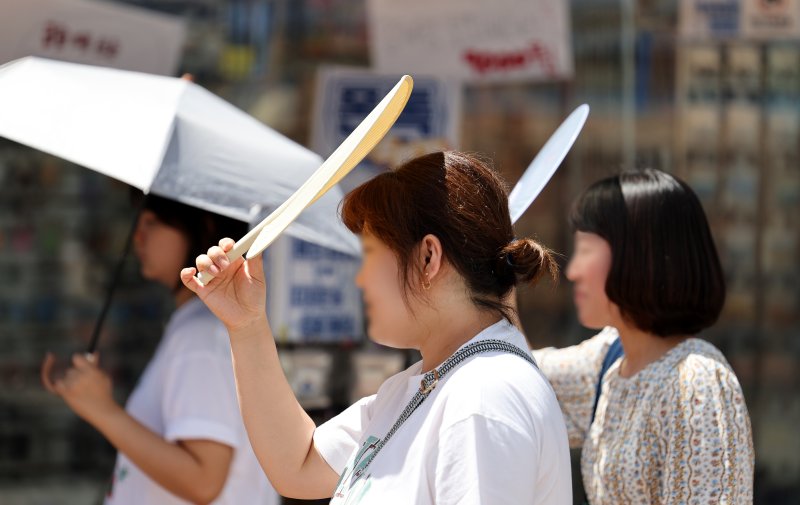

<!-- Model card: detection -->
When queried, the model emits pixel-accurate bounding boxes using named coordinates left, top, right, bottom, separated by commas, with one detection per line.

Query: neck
left=173, top=286, right=195, bottom=308
left=418, top=309, right=500, bottom=373
left=615, top=320, right=688, bottom=378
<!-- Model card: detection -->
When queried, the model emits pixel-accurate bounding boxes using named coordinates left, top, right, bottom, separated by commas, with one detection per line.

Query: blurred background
left=0, top=0, right=798, bottom=503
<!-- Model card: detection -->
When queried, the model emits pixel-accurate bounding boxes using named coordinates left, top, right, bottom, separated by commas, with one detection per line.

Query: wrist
left=226, top=314, right=270, bottom=341
left=85, top=399, right=125, bottom=431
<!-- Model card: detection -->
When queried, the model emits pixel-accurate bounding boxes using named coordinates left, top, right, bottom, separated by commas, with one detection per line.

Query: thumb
left=245, top=252, right=266, bottom=281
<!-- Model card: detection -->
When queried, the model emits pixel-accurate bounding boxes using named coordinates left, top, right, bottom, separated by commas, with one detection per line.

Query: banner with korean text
left=0, top=0, right=185, bottom=75
left=367, top=0, right=573, bottom=83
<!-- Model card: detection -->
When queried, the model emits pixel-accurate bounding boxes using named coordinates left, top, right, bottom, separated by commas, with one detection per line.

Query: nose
left=565, top=256, right=579, bottom=282
left=354, top=264, right=365, bottom=289
left=133, top=215, right=147, bottom=247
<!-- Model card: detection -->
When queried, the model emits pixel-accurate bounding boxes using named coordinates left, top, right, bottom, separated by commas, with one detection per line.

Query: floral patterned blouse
left=532, top=327, right=754, bottom=504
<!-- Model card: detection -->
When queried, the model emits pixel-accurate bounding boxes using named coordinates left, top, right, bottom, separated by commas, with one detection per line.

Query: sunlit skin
left=354, top=232, right=415, bottom=348
left=566, top=231, right=688, bottom=378
left=40, top=210, right=232, bottom=504
left=355, top=233, right=499, bottom=364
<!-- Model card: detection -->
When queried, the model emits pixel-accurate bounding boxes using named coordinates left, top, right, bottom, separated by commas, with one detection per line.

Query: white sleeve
left=161, top=352, right=240, bottom=448
left=313, top=395, right=375, bottom=475
left=433, top=415, right=539, bottom=505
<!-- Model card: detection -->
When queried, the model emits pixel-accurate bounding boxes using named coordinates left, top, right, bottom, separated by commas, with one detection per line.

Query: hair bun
left=497, top=238, right=559, bottom=285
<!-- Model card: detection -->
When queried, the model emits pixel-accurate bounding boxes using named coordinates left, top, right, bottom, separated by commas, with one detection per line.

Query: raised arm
left=180, top=238, right=339, bottom=498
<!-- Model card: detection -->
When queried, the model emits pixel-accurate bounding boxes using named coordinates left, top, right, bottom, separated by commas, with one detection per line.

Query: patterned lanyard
left=352, top=338, right=538, bottom=481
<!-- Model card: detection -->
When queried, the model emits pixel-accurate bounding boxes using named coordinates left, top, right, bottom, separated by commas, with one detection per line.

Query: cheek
left=582, top=255, right=613, bottom=318
left=156, top=230, right=190, bottom=268
left=586, top=259, right=609, bottom=293
left=361, top=256, right=402, bottom=302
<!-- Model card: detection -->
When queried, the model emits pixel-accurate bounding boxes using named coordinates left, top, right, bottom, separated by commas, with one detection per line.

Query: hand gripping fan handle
left=194, top=222, right=266, bottom=286
left=195, top=75, right=414, bottom=285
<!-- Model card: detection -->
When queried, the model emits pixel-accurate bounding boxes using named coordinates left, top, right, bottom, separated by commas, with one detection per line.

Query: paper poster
left=680, top=0, right=800, bottom=40
left=726, top=44, right=762, bottom=102
left=0, top=0, right=185, bottom=75
left=266, top=236, right=363, bottom=344
left=767, top=45, right=800, bottom=100
left=742, top=0, right=800, bottom=40
left=682, top=46, right=723, bottom=102
left=311, top=65, right=461, bottom=193
left=679, top=0, right=742, bottom=39
left=367, top=0, right=573, bottom=83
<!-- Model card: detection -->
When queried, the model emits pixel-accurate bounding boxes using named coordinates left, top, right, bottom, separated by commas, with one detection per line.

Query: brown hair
left=341, top=151, right=557, bottom=322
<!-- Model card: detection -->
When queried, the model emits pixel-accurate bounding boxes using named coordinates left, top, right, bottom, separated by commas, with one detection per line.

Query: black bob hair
left=569, top=168, right=726, bottom=337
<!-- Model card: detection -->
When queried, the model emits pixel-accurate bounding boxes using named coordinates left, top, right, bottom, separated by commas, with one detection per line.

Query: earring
left=422, top=271, right=431, bottom=290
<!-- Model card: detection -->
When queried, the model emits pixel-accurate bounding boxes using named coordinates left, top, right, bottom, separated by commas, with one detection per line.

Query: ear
left=417, top=234, right=444, bottom=281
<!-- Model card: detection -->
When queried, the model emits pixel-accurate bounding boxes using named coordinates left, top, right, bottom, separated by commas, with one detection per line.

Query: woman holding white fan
left=182, top=151, right=572, bottom=504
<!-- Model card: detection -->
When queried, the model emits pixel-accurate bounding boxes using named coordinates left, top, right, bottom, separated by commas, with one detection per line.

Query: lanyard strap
left=352, top=338, right=537, bottom=480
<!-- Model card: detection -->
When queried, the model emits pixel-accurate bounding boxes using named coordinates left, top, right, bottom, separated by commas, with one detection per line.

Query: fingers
left=54, top=369, right=77, bottom=396
left=64, top=367, right=80, bottom=385
left=196, top=253, right=219, bottom=276
left=72, top=353, right=98, bottom=370
left=207, top=246, right=230, bottom=272
left=41, top=352, right=58, bottom=394
left=245, top=252, right=265, bottom=279
left=42, top=354, right=88, bottom=396
left=219, top=237, right=235, bottom=251
left=183, top=238, right=240, bottom=290
left=181, top=267, right=204, bottom=294
left=195, top=244, right=241, bottom=279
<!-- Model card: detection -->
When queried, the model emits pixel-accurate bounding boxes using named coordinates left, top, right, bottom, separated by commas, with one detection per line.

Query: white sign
left=742, top=0, right=800, bottom=40
left=367, top=0, right=573, bottom=83
left=266, top=236, right=364, bottom=344
left=680, top=0, right=800, bottom=40
left=312, top=65, right=461, bottom=193
left=0, top=0, right=185, bottom=75
left=679, top=0, right=742, bottom=39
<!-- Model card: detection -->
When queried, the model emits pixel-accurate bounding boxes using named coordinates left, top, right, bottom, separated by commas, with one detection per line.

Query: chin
left=366, top=324, right=408, bottom=350
left=366, top=327, right=395, bottom=348
left=577, top=312, right=607, bottom=331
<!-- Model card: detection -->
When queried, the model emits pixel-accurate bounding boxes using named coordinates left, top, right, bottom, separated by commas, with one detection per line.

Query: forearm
left=229, top=316, right=337, bottom=498
left=92, top=406, right=219, bottom=503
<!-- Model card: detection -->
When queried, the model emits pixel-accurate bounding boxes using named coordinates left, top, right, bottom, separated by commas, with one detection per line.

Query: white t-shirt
left=314, top=320, right=572, bottom=505
left=105, top=298, right=279, bottom=505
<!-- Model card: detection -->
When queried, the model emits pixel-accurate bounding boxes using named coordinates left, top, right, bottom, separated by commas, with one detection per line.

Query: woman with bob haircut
left=532, top=168, right=754, bottom=504
left=181, top=151, right=573, bottom=504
